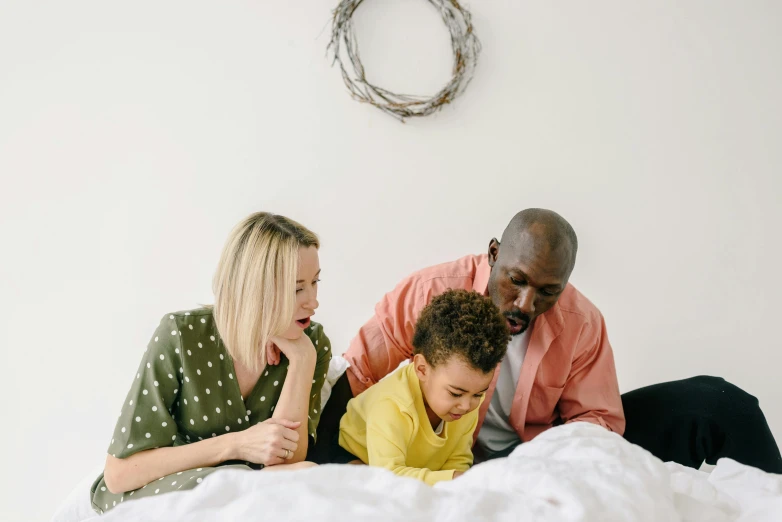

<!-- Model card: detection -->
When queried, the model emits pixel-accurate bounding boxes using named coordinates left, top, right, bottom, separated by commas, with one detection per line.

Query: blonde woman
left=90, top=213, right=332, bottom=514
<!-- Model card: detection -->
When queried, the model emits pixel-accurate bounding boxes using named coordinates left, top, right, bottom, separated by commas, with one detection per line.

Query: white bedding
left=53, top=423, right=781, bottom=522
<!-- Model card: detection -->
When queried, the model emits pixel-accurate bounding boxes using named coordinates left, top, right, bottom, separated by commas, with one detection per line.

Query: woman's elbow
left=288, top=451, right=308, bottom=465
left=103, top=455, right=130, bottom=494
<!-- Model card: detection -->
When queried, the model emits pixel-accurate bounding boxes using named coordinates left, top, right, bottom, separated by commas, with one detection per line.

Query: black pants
left=309, top=373, right=782, bottom=474
left=308, top=373, right=357, bottom=465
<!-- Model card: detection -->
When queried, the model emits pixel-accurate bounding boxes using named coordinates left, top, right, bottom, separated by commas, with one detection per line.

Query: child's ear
left=413, top=354, right=429, bottom=382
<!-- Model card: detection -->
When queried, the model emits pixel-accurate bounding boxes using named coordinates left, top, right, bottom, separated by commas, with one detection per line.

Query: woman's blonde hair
left=212, top=212, right=319, bottom=372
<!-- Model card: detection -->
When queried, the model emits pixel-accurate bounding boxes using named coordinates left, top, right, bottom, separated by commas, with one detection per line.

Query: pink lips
left=450, top=413, right=463, bottom=420
left=296, top=317, right=311, bottom=329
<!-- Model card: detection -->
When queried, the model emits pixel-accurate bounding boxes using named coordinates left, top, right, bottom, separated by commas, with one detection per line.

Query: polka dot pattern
left=94, top=310, right=331, bottom=514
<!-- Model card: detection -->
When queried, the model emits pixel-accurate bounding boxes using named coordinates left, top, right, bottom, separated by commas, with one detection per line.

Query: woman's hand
left=269, top=335, right=316, bottom=367
left=266, top=341, right=282, bottom=366
left=232, top=418, right=301, bottom=466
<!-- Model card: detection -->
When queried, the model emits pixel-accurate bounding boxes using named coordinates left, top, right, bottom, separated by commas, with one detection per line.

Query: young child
left=337, top=289, right=509, bottom=484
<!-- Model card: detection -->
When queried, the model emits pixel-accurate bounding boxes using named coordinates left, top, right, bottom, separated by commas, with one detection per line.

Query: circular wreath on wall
left=328, top=0, right=481, bottom=122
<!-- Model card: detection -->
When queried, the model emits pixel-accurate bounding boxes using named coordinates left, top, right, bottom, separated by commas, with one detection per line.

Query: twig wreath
left=328, top=0, right=481, bottom=122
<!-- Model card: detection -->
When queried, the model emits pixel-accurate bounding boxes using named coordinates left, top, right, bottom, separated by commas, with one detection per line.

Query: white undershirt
left=476, top=327, right=532, bottom=454
left=434, top=420, right=444, bottom=435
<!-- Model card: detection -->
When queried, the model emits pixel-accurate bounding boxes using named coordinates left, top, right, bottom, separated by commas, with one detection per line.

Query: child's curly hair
left=412, top=289, right=510, bottom=373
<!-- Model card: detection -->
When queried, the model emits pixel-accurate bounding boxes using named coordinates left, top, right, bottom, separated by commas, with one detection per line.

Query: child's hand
left=452, top=470, right=465, bottom=479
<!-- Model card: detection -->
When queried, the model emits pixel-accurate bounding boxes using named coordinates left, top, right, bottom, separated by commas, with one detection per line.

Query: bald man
left=311, top=209, right=782, bottom=473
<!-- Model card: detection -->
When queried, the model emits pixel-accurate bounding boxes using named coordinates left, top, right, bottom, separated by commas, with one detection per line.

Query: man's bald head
left=500, top=209, right=578, bottom=274
left=486, top=209, right=578, bottom=335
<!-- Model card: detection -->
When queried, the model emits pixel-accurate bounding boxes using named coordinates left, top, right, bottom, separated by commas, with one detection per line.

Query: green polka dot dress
left=90, top=308, right=332, bottom=514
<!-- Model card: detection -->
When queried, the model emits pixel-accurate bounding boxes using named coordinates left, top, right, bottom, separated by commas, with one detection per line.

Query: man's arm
left=558, top=313, right=626, bottom=434
left=344, top=258, right=482, bottom=396
left=344, top=276, right=427, bottom=395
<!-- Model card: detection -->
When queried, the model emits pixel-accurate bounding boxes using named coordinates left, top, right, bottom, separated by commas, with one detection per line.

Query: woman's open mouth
left=295, top=317, right=311, bottom=329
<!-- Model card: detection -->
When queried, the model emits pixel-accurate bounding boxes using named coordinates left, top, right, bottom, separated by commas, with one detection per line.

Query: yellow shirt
left=339, top=363, right=479, bottom=485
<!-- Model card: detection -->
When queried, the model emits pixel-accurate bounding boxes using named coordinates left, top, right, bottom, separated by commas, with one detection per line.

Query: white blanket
left=54, top=423, right=781, bottom=521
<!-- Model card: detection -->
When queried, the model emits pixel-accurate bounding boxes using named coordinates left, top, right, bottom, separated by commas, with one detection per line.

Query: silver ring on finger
left=284, top=449, right=291, bottom=459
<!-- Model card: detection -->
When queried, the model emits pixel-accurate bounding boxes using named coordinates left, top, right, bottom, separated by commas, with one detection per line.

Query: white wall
left=1, top=1, right=781, bottom=520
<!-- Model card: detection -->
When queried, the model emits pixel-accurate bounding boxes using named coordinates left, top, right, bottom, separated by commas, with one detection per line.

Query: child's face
left=414, top=354, right=494, bottom=422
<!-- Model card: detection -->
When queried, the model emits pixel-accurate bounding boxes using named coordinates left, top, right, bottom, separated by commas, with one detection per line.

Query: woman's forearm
left=272, top=357, right=315, bottom=462
left=103, top=433, right=238, bottom=494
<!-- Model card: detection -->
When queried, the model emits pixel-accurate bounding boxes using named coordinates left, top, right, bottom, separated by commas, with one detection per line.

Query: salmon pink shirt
left=344, top=254, right=625, bottom=442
